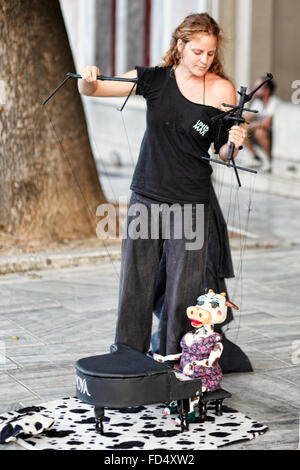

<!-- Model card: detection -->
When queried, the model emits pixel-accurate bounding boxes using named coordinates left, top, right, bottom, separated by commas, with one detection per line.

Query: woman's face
left=177, top=33, right=217, bottom=77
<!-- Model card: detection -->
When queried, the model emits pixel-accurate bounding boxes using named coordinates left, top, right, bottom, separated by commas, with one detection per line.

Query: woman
left=78, top=13, right=246, bottom=357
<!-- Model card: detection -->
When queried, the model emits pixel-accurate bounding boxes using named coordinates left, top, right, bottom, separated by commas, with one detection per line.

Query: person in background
left=244, top=77, right=280, bottom=171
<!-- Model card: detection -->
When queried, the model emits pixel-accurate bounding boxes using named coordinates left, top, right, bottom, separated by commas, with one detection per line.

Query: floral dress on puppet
left=154, top=290, right=239, bottom=423
left=180, top=328, right=222, bottom=391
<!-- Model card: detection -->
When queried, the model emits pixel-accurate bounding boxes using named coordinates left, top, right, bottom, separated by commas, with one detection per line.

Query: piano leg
left=94, top=406, right=105, bottom=434
left=198, top=399, right=207, bottom=423
left=179, top=398, right=190, bottom=432
left=215, top=399, right=223, bottom=416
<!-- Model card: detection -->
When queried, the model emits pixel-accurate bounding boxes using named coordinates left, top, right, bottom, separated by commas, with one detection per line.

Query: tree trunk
left=0, top=0, right=107, bottom=242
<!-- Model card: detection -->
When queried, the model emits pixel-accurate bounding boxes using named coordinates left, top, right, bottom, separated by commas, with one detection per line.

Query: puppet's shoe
left=163, top=401, right=178, bottom=415
left=174, top=410, right=196, bottom=426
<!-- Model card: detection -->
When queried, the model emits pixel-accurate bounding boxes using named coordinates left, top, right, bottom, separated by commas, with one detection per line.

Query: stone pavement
left=0, top=246, right=300, bottom=450
left=0, top=170, right=300, bottom=450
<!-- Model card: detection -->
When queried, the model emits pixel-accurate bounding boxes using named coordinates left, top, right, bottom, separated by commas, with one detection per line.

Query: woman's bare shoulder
left=207, top=74, right=236, bottom=106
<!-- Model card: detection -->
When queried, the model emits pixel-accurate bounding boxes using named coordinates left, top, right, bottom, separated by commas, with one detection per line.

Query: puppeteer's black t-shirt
left=130, top=66, right=230, bottom=204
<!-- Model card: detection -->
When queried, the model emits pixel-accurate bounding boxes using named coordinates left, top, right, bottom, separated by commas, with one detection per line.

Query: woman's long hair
left=161, top=13, right=227, bottom=79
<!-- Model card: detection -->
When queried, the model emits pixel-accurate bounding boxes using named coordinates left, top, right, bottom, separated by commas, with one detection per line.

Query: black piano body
left=75, top=343, right=231, bottom=433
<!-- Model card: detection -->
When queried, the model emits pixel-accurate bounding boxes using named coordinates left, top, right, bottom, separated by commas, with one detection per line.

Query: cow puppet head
left=186, top=290, right=239, bottom=328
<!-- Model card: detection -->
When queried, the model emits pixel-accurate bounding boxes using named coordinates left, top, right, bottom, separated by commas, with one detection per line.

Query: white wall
left=115, top=0, right=128, bottom=75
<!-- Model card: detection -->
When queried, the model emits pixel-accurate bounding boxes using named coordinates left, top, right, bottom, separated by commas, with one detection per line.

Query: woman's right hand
left=80, top=65, right=100, bottom=83
left=78, top=67, right=137, bottom=97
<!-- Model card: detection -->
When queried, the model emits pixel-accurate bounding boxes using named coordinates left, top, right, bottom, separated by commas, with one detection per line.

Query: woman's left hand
left=219, top=124, right=247, bottom=161
left=228, top=125, right=247, bottom=148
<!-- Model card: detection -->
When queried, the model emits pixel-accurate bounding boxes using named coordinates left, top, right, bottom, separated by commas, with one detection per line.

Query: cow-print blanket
left=0, top=397, right=268, bottom=450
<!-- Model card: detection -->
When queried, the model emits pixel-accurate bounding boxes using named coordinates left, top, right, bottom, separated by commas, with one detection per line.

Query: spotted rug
left=0, top=397, right=268, bottom=450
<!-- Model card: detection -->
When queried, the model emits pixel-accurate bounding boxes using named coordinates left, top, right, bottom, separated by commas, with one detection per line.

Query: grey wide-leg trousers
left=115, top=191, right=210, bottom=356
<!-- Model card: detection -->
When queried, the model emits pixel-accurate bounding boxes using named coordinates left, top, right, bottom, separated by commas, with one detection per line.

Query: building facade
left=59, top=0, right=300, bottom=182
left=60, top=0, right=300, bottom=100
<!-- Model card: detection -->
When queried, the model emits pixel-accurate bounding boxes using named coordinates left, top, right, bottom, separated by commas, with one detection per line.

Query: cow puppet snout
left=186, top=306, right=212, bottom=325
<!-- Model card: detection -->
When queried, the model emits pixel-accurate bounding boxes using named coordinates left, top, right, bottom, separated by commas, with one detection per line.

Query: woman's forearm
left=218, top=124, right=246, bottom=162
left=219, top=142, right=239, bottom=162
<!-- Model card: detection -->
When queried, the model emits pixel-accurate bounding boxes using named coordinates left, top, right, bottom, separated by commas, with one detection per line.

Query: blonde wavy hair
left=161, top=13, right=227, bottom=79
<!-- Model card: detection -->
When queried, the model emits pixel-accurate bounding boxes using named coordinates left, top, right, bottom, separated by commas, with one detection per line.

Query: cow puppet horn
left=225, top=300, right=239, bottom=310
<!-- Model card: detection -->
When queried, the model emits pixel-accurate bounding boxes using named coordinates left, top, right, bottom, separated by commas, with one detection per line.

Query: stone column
left=235, top=0, right=252, bottom=89
left=115, top=0, right=128, bottom=74
left=218, top=0, right=236, bottom=82
left=210, top=0, right=220, bottom=21
left=250, top=0, right=274, bottom=88
left=272, top=0, right=300, bottom=101
left=150, top=0, right=211, bottom=66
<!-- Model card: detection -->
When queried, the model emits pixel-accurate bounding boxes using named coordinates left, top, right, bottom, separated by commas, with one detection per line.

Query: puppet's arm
left=201, top=342, right=223, bottom=367
left=153, top=353, right=182, bottom=363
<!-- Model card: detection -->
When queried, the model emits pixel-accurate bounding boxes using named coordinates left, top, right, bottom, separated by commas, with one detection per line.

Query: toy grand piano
left=75, top=343, right=203, bottom=433
left=75, top=290, right=235, bottom=434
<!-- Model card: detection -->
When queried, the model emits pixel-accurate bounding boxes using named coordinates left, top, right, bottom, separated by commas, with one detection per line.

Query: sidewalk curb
left=230, top=238, right=294, bottom=251
left=0, top=239, right=294, bottom=275
left=0, top=245, right=122, bottom=275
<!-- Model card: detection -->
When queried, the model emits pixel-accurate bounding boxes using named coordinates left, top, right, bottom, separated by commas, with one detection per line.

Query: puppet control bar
left=42, top=73, right=138, bottom=106
left=203, top=73, right=274, bottom=185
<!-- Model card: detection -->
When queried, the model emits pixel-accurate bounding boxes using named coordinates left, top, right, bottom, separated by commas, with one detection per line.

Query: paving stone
left=0, top=373, right=39, bottom=409
left=6, top=365, right=75, bottom=399
left=4, top=339, right=113, bottom=369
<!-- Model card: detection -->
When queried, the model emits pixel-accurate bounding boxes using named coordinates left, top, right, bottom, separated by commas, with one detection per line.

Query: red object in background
left=144, top=0, right=152, bottom=66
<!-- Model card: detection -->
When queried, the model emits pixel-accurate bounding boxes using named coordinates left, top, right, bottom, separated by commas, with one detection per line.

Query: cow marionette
left=154, top=290, right=239, bottom=422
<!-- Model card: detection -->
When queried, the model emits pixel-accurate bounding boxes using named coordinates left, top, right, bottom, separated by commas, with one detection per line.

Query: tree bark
left=0, top=0, right=106, bottom=242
